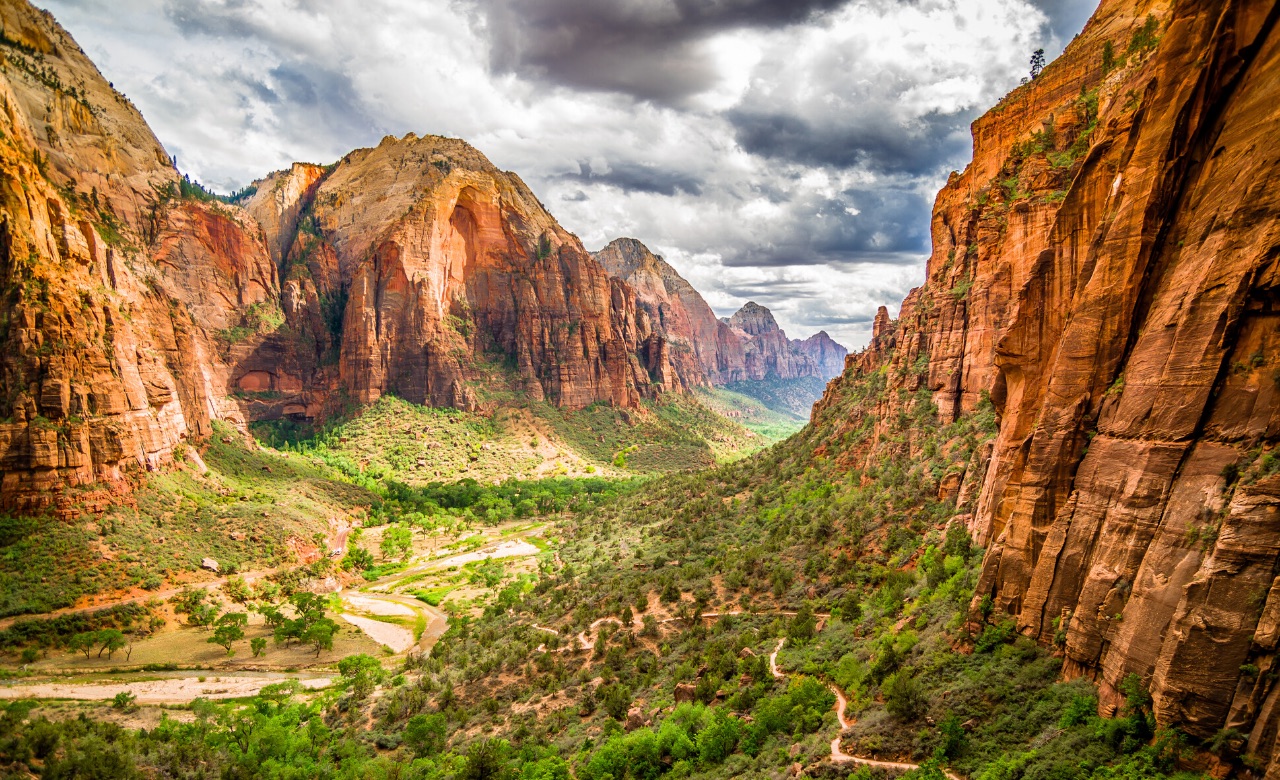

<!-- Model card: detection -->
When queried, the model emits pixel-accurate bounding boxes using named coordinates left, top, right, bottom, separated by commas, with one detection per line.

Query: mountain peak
left=727, top=301, right=781, bottom=337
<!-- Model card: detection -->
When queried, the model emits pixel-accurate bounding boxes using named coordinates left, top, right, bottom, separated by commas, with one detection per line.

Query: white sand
left=434, top=540, right=539, bottom=568
left=340, top=614, right=414, bottom=653
left=344, top=594, right=416, bottom=616
left=0, top=676, right=330, bottom=704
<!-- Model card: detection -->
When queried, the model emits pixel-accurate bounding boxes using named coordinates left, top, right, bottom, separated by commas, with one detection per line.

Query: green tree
left=599, top=683, right=631, bottom=721
left=303, top=618, right=337, bottom=656
left=839, top=591, right=862, bottom=622
left=403, top=713, right=448, bottom=757
left=96, top=630, right=126, bottom=660
left=189, top=602, right=221, bottom=630
left=111, top=691, right=137, bottom=711
left=68, top=632, right=98, bottom=660
left=250, top=636, right=267, bottom=657
left=209, top=613, right=246, bottom=655
left=788, top=601, right=817, bottom=642
left=380, top=523, right=413, bottom=561
left=921, top=545, right=946, bottom=590
left=462, top=738, right=511, bottom=780
left=885, top=670, right=927, bottom=722
left=696, top=711, right=741, bottom=765
left=338, top=653, right=386, bottom=699
left=222, top=576, right=252, bottom=605
left=342, top=547, right=374, bottom=572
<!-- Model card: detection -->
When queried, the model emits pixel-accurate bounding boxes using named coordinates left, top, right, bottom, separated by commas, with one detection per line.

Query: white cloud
left=38, top=0, right=1089, bottom=349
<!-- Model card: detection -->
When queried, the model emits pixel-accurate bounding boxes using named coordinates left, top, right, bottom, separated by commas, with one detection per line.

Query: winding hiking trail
left=770, top=637, right=963, bottom=779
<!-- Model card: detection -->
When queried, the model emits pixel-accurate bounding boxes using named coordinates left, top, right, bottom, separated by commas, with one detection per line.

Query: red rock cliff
left=0, top=0, right=278, bottom=512
left=250, top=137, right=675, bottom=412
left=593, top=237, right=746, bottom=386
left=827, top=0, right=1280, bottom=766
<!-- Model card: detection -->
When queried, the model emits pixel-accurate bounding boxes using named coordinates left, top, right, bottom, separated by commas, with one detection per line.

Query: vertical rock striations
left=0, top=0, right=277, bottom=512
left=791, top=331, right=847, bottom=380
left=277, top=135, right=668, bottom=411
left=824, top=0, right=1280, bottom=765
left=0, top=1, right=693, bottom=510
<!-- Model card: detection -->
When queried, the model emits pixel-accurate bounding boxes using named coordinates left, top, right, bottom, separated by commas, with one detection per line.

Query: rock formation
left=593, top=238, right=744, bottom=386
left=0, top=0, right=711, bottom=509
left=594, top=238, right=847, bottom=385
left=791, top=331, right=847, bottom=380
left=826, top=0, right=1280, bottom=767
left=0, top=0, right=276, bottom=512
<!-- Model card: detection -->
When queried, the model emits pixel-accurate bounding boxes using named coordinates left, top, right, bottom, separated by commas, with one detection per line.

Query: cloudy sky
left=40, top=0, right=1096, bottom=349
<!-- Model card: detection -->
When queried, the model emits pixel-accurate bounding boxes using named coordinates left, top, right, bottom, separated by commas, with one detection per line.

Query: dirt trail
left=771, top=637, right=963, bottom=779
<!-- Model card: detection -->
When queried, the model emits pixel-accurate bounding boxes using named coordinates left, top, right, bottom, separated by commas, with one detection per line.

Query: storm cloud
left=479, top=0, right=848, bottom=103
left=38, top=0, right=1095, bottom=348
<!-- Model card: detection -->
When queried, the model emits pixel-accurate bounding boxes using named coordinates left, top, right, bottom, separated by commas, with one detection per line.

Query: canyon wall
left=0, top=0, right=279, bottom=512
left=0, top=0, right=707, bottom=509
left=594, top=238, right=847, bottom=386
left=832, top=0, right=1280, bottom=768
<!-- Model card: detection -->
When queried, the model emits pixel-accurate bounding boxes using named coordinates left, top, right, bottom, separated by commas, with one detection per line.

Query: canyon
left=592, top=237, right=847, bottom=389
left=3, top=0, right=1280, bottom=771
left=825, top=0, right=1280, bottom=768
left=0, top=0, right=842, bottom=513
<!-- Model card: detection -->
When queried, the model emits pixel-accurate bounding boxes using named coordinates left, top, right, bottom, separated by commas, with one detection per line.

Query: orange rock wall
left=829, top=0, right=1280, bottom=765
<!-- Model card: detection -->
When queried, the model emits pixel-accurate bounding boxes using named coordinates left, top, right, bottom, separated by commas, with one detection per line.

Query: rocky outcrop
left=791, top=331, right=847, bottom=381
left=0, top=0, right=738, bottom=509
left=593, top=238, right=847, bottom=386
left=723, top=302, right=825, bottom=382
left=276, top=135, right=671, bottom=411
left=0, top=0, right=280, bottom=512
left=825, top=0, right=1280, bottom=768
left=241, top=162, right=327, bottom=266
left=593, top=238, right=746, bottom=386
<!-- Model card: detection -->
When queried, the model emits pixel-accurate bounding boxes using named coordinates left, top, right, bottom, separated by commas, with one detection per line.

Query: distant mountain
left=594, top=240, right=848, bottom=386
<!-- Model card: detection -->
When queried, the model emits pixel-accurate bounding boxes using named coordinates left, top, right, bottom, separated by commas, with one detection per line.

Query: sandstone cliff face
left=791, top=331, right=847, bottom=381
left=724, top=301, right=824, bottom=381
left=829, top=0, right=1280, bottom=768
left=0, top=0, right=726, bottom=508
left=593, top=238, right=745, bottom=386
left=0, top=0, right=279, bottom=512
left=263, top=135, right=672, bottom=411
left=592, top=237, right=846, bottom=386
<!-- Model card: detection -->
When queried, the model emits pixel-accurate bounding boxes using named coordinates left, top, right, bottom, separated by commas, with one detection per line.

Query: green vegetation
left=722, top=375, right=830, bottom=420
left=0, top=422, right=378, bottom=617
left=252, top=392, right=767, bottom=485
left=695, top=387, right=807, bottom=441
left=1129, top=15, right=1161, bottom=56
left=0, top=328, right=1208, bottom=777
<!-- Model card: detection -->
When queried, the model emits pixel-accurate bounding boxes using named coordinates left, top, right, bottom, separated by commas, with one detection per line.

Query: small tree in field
left=209, top=612, right=247, bottom=655
left=304, top=618, right=338, bottom=656
left=251, top=637, right=267, bottom=657
left=69, top=632, right=98, bottom=660
left=380, top=524, right=413, bottom=561
left=97, top=630, right=127, bottom=660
